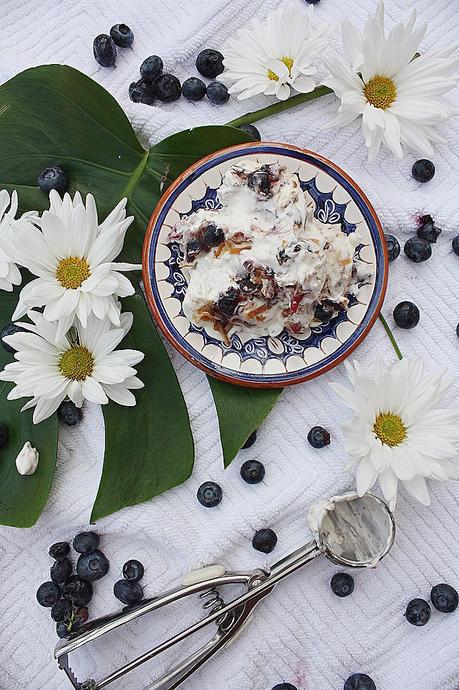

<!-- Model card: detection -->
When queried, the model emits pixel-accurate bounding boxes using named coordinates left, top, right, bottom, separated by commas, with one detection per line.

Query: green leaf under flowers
left=0, top=290, right=58, bottom=527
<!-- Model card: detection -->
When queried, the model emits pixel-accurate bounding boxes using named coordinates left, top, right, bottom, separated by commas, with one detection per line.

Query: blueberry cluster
left=405, top=583, right=458, bottom=626
left=114, top=559, right=146, bottom=606
left=93, top=23, right=135, bottom=68
left=36, top=531, right=109, bottom=638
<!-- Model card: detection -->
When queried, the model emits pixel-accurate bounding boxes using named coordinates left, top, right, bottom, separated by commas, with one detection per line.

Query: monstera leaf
left=0, top=64, right=280, bottom=524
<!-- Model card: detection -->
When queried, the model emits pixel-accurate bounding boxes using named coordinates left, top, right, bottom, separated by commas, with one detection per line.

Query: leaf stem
left=378, top=313, right=403, bottom=360
left=226, top=86, right=334, bottom=128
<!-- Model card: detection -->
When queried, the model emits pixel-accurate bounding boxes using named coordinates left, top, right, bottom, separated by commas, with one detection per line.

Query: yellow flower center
left=59, top=346, right=94, bottom=381
left=363, top=75, right=397, bottom=110
left=267, top=69, right=279, bottom=82
left=56, top=257, right=90, bottom=289
left=373, top=412, right=407, bottom=447
left=267, top=56, right=294, bottom=81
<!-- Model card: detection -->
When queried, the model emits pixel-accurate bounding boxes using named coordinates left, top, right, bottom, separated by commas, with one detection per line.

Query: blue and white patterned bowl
left=142, top=143, right=388, bottom=387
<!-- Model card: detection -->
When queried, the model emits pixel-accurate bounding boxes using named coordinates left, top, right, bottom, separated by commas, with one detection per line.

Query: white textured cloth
left=0, top=0, right=458, bottom=689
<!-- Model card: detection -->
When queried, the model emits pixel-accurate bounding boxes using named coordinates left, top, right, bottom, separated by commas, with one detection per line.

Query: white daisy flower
left=0, top=310, right=144, bottom=423
left=0, top=189, right=36, bottom=292
left=330, top=358, right=459, bottom=510
left=223, top=3, right=329, bottom=101
left=323, top=2, right=459, bottom=161
left=6, top=191, right=141, bottom=339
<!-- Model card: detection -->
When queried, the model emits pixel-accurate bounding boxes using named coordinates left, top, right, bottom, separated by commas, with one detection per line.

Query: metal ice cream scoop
left=55, top=492, right=395, bottom=690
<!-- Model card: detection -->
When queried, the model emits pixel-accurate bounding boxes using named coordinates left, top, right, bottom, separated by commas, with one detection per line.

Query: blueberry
left=93, top=34, right=117, bottom=68
left=385, top=234, right=400, bottom=262
left=203, top=224, right=224, bottom=247
left=237, top=124, right=261, bottom=141
left=393, top=301, right=420, bottom=329
left=129, top=79, right=156, bottom=105
left=247, top=170, right=270, bottom=197
left=242, top=429, right=257, bottom=449
left=417, top=221, right=441, bottom=243
left=155, top=74, right=182, bottom=103
left=457, top=323, right=459, bottom=338
left=252, top=528, right=277, bottom=554
left=314, top=302, right=335, bottom=322
left=140, top=55, right=164, bottom=81
left=307, top=426, right=330, bottom=449
left=51, top=598, right=73, bottom=622
left=196, top=49, right=224, bottom=79
left=0, top=322, right=26, bottom=354
left=110, top=24, right=134, bottom=48
left=412, top=159, right=435, bottom=183
left=405, top=598, right=431, bottom=626
left=271, top=685, right=298, bottom=690
left=123, top=559, right=144, bottom=582
left=207, top=81, right=229, bottom=105
left=58, top=400, right=83, bottom=426
left=430, top=583, right=458, bottom=613
left=182, top=77, right=206, bottom=101
left=37, top=166, right=68, bottom=194
left=49, top=541, right=70, bottom=560
left=197, top=481, right=222, bottom=508
left=62, top=576, right=93, bottom=606
left=186, top=238, right=203, bottom=262
left=75, top=606, right=89, bottom=623
left=114, top=579, right=144, bottom=605
left=36, top=581, right=61, bottom=608
left=77, top=550, right=109, bottom=581
left=452, top=236, right=459, bottom=256
left=0, top=422, right=9, bottom=449
left=343, top=674, right=376, bottom=690
left=404, top=236, right=432, bottom=263
left=240, top=460, right=265, bottom=484
left=73, top=531, right=99, bottom=554
left=217, top=287, right=240, bottom=317
left=331, top=572, right=354, bottom=597
left=56, top=622, right=70, bottom=639
left=51, top=558, right=72, bottom=584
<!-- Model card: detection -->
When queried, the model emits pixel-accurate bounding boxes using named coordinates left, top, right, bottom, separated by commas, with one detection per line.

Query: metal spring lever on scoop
left=55, top=493, right=395, bottom=690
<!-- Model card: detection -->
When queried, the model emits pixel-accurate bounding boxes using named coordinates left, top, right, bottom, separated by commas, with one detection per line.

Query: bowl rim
left=142, top=141, right=388, bottom=388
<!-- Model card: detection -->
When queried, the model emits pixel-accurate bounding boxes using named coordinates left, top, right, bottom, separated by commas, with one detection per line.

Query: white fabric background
left=0, top=0, right=458, bottom=689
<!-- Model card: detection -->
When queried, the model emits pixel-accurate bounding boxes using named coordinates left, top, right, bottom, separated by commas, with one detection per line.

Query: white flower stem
left=378, top=313, right=403, bottom=360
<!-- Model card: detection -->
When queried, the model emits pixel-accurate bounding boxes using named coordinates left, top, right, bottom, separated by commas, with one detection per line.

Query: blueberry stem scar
left=378, top=313, right=403, bottom=361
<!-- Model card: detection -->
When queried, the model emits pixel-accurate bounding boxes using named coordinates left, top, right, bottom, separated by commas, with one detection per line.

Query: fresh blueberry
left=36, top=581, right=61, bottom=608
left=110, top=24, right=134, bottom=48
left=77, top=550, right=109, bottom=581
left=49, top=541, right=70, bottom=560
left=0, top=423, right=9, bottom=449
left=242, top=429, right=257, bottom=449
left=240, top=460, right=265, bottom=484
left=196, top=49, right=225, bottom=79
left=73, top=531, right=99, bottom=554
left=252, top=528, right=277, bottom=554
left=93, top=34, right=117, bottom=68
left=404, top=236, right=432, bottom=263
left=75, top=606, right=89, bottom=623
left=405, top=598, right=431, bottom=626
left=0, top=322, right=26, bottom=354
left=307, top=426, right=330, bottom=449
left=452, top=236, right=459, bottom=256
left=393, top=301, right=420, bottom=329
left=385, top=234, right=400, bottom=262
left=343, top=674, right=376, bottom=690
left=314, top=302, right=335, bottom=322
left=207, top=81, right=229, bottom=105
left=56, top=622, right=70, bottom=639
left=155, top=74, right=182, bottom=102
left=58, top=400, right=83, bottom=426
left=62, top=576, right=93, bottom=606
left=203, top=224, right=224, bottom=247
left=114, top=579, right=143, bottom=605
left=37, top=166, right=68, bottom=194
left=237, top=124, right=261, bottom=141
left=417, top=221, right=441, bottom=243
left=331, top=572, right=354, bottom=597
left=140, top=55, right=164, bottom=81
left=129, top=79, right=156, bottom=105
left=51, top=598, right=73, bottom=622
left=123, top=559, right=144, bottom=582
left=456, top=323, right=459, bottom=338
left=430, top=583, right=458, bottom=613
left=412, top=159, right=435, bottom=183
left=217, top=287, right=240, bottom=317
left=271, top=685, right=298, bottom=690
left=247, top=170, right=270, bottom=197
left=182, top=77, right=206, bottom=101
left=197, top=481, right=222, bottom=508
left=51, top=558, right=72, bottom=584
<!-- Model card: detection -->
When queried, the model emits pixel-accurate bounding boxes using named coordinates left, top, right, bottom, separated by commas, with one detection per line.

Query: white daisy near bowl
left=0, top=310, right=144, bottom=423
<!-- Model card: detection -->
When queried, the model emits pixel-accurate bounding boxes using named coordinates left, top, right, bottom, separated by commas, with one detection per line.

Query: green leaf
left=92, top=292, right=194, bottom=521
left=208, top=379, right=282, bottom=467
left=0, top=291, right=58, bottom=527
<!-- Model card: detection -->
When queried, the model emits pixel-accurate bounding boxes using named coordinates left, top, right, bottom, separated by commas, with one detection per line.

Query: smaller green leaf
left=92, top=292, right=195, bottom=522
left=208, top=378, right=282, bottom=467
